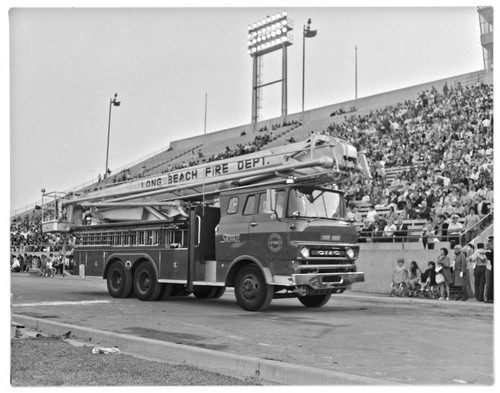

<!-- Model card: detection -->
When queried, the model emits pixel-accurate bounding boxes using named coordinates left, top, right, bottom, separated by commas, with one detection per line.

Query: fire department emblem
left=268, top=233, right=282, bottom=252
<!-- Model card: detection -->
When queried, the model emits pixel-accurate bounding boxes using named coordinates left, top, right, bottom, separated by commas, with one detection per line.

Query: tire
left=158, top=283, right=174, bottom=300
left=298, top=293, right=331, bottom=308
left=170, top=284, right=191, bottom=297
left=193, top=286, right=218, bottom=299
left=234, top=265, right=273, bottom=311
left=133, top=262, right=162, bottom=301
left=211, top=287, right=226, bottom=299
left=107, top=261, right=133, bottom=298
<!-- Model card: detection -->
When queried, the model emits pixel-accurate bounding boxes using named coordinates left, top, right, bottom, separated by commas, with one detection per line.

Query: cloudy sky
left=8, top=2, right=484, bottom=212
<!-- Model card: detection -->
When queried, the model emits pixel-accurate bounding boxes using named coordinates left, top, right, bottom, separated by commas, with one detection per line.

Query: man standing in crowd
left=484, top=236, right=494, bottom=303
left=473, top=243, right=488, bottom=302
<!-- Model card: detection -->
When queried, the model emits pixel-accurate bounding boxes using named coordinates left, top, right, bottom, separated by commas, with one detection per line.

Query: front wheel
left=298, top=293, right=331, bottom=308
left=235, top=265, right=273, bottom=311
left=133, top=263, right=162, bottom=301
left=107, top=261, right=133, bottom=298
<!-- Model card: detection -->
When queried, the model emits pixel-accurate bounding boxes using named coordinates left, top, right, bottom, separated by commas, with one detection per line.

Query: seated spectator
left=11, top=255, right=21, bottom=272
left=346, top=205, right=362, bottom=223
left=382, top=219, right=397, bottom=242
left=406, top=261, right=423, bottom=294
left=420, top=261, right=437, bottom=291
left=365, top=205, right=379, bottom=224
left=390, top=257, right=409, bottom=295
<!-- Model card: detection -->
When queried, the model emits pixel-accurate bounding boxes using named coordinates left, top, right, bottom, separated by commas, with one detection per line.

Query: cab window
left=257, top=190, right=286, bottom=218
left=226, top=197, right=239, bottom=214
left=243, top=195, right=256, bottom=216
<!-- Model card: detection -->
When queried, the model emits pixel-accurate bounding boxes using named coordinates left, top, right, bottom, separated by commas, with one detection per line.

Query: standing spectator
left=473, top=243, right=488, bottom=302
left=434, top=215, right=448, bottom=242
left=463, top=207, right=480, bottom=244
left=452, top=245, right=468, bottom=301
left=366, top=205, right=379, bottom=225
left=421, top=217, right=435, bottom=250
left=394, top=218, right=409, bottom=242
left=447, top=214, right=463, bottom=248
left=484, top=236, right=494, bottom=303
left=46, top=253, right=55, bottom=277
left=436, top=247, right=453, bottom=300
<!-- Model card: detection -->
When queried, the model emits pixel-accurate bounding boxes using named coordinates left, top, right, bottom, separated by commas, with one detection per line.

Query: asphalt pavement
left=10, top=272, right=495, bottom=385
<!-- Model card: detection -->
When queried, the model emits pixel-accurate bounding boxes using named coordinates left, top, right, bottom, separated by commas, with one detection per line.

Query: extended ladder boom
left=68, top=134, right=370, bottom=205
left=43, top=134, right=370, bottom=231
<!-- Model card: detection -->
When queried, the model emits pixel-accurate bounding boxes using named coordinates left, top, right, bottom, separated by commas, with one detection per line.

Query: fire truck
left=42, top=134, right=371, bottom=311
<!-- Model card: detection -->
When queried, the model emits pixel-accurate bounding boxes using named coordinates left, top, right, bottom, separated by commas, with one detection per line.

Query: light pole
left=104, top=93, right=120, bottom=178
left=302, top=18, right=317, bottom=125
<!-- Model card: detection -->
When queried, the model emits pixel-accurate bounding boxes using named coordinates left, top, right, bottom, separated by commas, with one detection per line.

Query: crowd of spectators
left=336, top=82, right=493, bottom=243
left=330, top=106, right=357, bottom=117
left=10, top=211, right=74, bottom=253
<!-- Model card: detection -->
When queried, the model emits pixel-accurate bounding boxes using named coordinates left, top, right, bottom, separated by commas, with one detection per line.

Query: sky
left=7, top=2, right=485, bottom=213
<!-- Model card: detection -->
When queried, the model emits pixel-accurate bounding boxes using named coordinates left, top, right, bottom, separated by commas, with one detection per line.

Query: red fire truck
left=42, top=134, right=371, bottom=311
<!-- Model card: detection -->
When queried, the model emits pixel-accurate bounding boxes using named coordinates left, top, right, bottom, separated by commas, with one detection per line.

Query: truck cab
left=215, top=184, right=364, bottom=310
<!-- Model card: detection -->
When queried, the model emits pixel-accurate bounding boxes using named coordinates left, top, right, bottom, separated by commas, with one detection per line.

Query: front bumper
left=293, top=272, right=365, bottom=289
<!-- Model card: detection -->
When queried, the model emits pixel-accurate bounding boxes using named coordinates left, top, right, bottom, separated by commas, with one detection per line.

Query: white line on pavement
left=12, top=300, right=112, bottom=307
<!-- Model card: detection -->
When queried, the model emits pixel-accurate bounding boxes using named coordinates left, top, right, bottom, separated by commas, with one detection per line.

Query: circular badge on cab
left=268, top=233, right=283, bottom=253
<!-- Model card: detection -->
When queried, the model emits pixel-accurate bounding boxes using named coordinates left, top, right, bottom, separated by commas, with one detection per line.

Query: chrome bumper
left=293, top=272, right=365, bottom=289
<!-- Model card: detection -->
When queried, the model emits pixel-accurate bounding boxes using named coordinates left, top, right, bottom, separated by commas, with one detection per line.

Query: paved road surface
left=10, top=273, right=494, bottom=385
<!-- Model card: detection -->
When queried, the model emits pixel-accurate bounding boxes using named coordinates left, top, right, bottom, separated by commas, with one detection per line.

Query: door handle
left=250, top=222, right=258, bottom=227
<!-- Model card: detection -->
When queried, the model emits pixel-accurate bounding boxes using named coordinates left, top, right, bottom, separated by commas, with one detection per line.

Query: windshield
left=287, top=187, right=345, bottom=219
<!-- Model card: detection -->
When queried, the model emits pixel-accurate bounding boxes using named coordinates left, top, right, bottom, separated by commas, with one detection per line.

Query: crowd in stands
left=336, top=82, right=493, bottom=243
left=330, top=106, right=357, bottom=117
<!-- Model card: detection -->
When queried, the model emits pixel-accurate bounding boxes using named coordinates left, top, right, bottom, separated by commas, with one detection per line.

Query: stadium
left=10, top=7, right=493, bottom=299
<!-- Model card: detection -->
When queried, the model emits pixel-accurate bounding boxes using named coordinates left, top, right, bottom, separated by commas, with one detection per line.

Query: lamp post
left=104, top=93, right=120, bottom=178
left=302, top=18, right=317, bottom=125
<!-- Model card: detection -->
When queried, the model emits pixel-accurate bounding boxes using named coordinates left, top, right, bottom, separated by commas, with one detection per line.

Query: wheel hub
left=242, top=277, right=258, bottom=299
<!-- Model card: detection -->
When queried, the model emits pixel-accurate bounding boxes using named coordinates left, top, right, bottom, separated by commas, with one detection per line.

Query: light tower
left=247, top=11, right=294, bottom=125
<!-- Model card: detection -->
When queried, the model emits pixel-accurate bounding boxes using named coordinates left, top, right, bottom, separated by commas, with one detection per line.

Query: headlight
left=300, top=247, right=310, bottom=258
left=346, top=247, right=355, bottom=259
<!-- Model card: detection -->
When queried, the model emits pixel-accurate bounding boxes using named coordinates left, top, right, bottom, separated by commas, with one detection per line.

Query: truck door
left=187, top=206, right=220, bottom=288
left=247, top=189, right=290, bottom=274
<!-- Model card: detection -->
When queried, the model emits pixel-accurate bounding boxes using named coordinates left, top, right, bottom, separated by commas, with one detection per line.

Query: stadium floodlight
left=247, top=11, right=293, bottom=57
left=248, top=10, right=293, bottom=123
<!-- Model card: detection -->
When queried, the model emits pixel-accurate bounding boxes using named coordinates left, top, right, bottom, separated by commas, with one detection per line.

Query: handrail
left=459, top=210, right=493, bottom=244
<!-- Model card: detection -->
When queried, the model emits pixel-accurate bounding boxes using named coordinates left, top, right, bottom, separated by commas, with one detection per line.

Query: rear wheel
left=193, top=286, right=218, bottom=299
left=133, top=263, right=162, bottom=301
left=235, top=265, right=273, bottom=311
left=211, top=287, right=226, bottom=299
left=158, top=283, right=174, bottom=300
left=107, top=261, right=133, bottom=298
left=170, top=284, right=191, bottom=297
left=298, top=294, right=331, bottom=308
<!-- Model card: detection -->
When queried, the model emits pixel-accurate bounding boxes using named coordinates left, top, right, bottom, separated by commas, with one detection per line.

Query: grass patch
left=11, top=335, right=261, bottom=386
